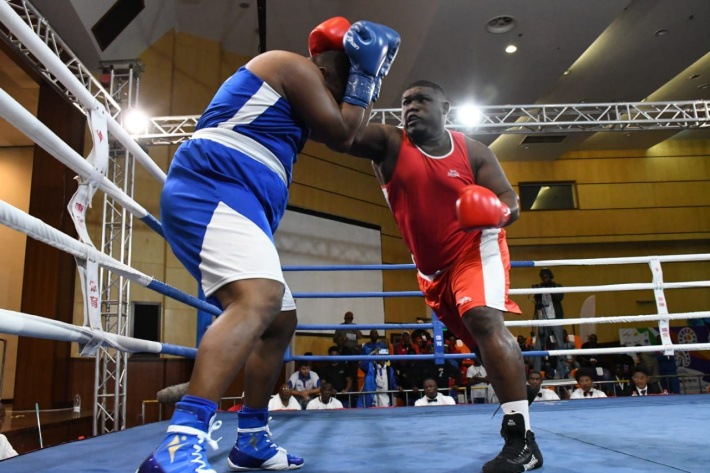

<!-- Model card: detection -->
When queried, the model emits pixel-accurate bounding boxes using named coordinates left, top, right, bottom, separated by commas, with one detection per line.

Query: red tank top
left=383, top=130, right=477, bottom=275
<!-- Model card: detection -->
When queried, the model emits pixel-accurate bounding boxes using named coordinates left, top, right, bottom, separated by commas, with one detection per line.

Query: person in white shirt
left=466, top=358, right=489, bottom=404
left=306, top=382, right=344, bottom=410
left=570, top=369, right=607, bottom=399
left=268, top=384, right=302, bottom=411
left=288, top=362, right=322, bottom=409
left=415, top=378, right=456, bottom=406
left=0, top=402, right=18, bottom=460
left=527, top=370, right=560, bottom=402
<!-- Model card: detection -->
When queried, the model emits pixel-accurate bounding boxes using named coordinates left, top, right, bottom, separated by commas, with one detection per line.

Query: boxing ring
left=1, top=1, right=710, bottom=472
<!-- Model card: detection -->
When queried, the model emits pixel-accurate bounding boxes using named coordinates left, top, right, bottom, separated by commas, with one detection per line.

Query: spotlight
left=457, top=104, right=482, bottom=127
left=505, top=44, right=518, bottom=54
left=123, top=108, right=149, bottom=135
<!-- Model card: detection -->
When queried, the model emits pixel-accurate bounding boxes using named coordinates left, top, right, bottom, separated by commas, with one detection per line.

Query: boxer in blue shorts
left=138, top=18, right=400, bottom=472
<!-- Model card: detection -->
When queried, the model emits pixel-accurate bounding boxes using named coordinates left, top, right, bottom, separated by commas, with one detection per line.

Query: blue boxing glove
left=342, top=21, right=389, bottom=108
left=372, top=25, right=400, bottom=102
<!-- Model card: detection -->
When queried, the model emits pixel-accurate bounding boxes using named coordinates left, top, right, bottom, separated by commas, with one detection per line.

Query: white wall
left=275, top=209, right=384, bottom=330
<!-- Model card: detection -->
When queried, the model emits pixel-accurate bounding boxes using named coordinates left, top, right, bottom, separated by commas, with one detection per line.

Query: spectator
left=410, top=317, right=431, bottom=344
left=268, top=384, right=301, bottom=411
left=578, top=334, right=600, bottom=368
left=466, top=358, right=489, bottom=404
left=532, top=269, right=565, bottom=378
left=570, top=368, right=607, bottom=399
left=306, top=382, right=344, bottom=410
left=322, top=346, right=354, bottom=407
left=656, top=353, right=680, bottom=394
left=334, top=311, right=362, bottom=353
left=357, top=356, right=399, bottom=408
left=517, top=335, right=530, bottom=352
left=394, top=346, right=423, bottom=406
left=623, top=366, right=662, bottom=396
left=0, top=401, right=17, bottom=460
left=527, top=371, right=560, bottom=401
left=288, top=361, right=321, bottom=409
left=636, top=347, right=661, bottom=384
left=395, top=331, right=420, bottom=355
left=414, top=378, right=456, bottom=406
left=361, top=330, right=388, bottom=355
left=420, top=343, right=460, bottom=401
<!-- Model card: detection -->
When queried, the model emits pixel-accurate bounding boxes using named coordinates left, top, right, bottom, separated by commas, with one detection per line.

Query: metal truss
left=95, top=63, right=140, bottom=436
left=0, top=0, right=121, bottom=118
left=138, top=100, right=710, bottom=145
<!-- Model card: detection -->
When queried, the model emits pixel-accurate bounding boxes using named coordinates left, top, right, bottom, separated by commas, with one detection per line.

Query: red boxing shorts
left=417, top=228, right=521, bottom=351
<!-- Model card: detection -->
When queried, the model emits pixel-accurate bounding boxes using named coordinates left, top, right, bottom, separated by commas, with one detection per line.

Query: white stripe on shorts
left=199, top=202, right=295, bottom=311
left=480, top=228, right=507, bottom=311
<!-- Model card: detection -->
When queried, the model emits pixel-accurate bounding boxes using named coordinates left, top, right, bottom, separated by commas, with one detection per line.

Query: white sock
left=501, top=400, right=531, bottom=432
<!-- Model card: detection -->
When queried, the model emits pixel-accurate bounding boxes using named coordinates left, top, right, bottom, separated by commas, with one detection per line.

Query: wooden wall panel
left=15, top=83, right=85, bottom=409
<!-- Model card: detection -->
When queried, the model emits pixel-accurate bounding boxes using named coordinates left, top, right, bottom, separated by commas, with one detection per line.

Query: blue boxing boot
left=228, top=407, right=304, bottom=470
left=137, top=395, right=222, bottom=473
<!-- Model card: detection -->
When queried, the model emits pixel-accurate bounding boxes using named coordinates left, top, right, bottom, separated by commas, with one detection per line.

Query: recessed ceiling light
left=624, top=132, right=632, bottom=137
left=563, top=69, right=571, bottom=76
left=522, top=145, right=530, bottom=150
left=698, top=84, right=709, bottom=89
left=486, top=16, right=517, bottom=34
left=505, top=45, right=518, bottom=54
left=654, top=29, right=668, bottom=36
left=689, top=74, right=700, bottom=80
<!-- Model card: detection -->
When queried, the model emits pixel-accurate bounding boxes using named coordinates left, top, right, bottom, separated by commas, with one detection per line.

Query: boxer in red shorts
left=348, top=80, right=542, bottom=473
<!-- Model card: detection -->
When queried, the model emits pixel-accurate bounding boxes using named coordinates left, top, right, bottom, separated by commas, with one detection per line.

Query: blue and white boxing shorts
left=160, top=137, right=295, bottom=311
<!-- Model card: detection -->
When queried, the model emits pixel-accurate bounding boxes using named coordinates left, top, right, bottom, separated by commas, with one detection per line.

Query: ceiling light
left=505, top=45, right=518, bottom=54
left=522, top=145, right=530, bottom=150
left=689, top=74, right=700, bottom=80
left=486, top=16, right=517, bottom=34
left=563, top=69, right=571, bottom=76
left=457, top=104, right=483, bottom=127
left=654, top=29, right=668, bottom=37
left=624, top=133, right=632, bottom=137
left=698, top=84, right=709, bottom=90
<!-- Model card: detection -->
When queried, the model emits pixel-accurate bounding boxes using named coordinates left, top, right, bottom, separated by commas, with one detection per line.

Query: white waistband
left=192, top=127, right=287, bottom=184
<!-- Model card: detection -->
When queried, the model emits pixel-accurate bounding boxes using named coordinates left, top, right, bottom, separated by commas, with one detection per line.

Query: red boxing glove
left=309, top=17, right=351, bottom=57
left=456, top=185, right=511, bottom=231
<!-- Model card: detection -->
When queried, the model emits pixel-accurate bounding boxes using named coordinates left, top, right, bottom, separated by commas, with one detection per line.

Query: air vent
left=486, top=16, right=517, bottom=34
left=521, top=135, right=567, bottom=145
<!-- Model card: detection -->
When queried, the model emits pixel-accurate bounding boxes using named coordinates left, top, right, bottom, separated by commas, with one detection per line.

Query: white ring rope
left=0, top=1, right=166, bottom=183
left=0, top=308, right=165, bottom=354
left=511, top=281, right=710, bottom=295
left=531, top=253, right=710, bottom=267
left=0, top=200, right=152, bottom=286
left=545, top=344, right=710, bottom=357
left=506, top=311, right=710, bottom=327
left=0, top=87, right=149, bottom=220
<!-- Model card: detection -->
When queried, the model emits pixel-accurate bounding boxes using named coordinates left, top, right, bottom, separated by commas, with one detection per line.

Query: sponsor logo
left=345, top=34, right=360, bottom=50
left=458, top=296, right=472, bottom=305
left=524, top=454, right=539, bottom=471
left=447, top=169, right=460, bottom=178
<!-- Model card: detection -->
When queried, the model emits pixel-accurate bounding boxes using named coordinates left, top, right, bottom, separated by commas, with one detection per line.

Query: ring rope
left=0, top=0, right=166, bottom=182
left=0, top=308, right=196, bottom=358
left=0, top=199, right=221, bottom=316
left=0, top=87, right=163, bottom=237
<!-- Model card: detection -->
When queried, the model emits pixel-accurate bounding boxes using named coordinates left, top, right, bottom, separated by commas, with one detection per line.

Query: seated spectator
left=410, top=317, right=431, bottom=343
left=306, top=382, right=344, bottom=410
left=466, top=358, right=489, bottom=404
left=268, top=384, right=301, bottom=411
left=570, top=368, right=607, bottom=399
left=288, top=361, right=321, bottom=409
left=0, top=401, right=18, bottom=460
left=357, top=355, right=399, bottom=408
left=322, top=346, right=354, bottom=407
left=517, top=335, right=530, bottom=352
left=622, top=366, right=662, bottom=396
left=361, top=330, right=388, bottom=356
left=414, top=378, right=456, bottom=406
left=578, top=334, right=599, bottom=368
left=420, top=343, right=460, bottom=401
left=528, top=370, right=560, bottom=401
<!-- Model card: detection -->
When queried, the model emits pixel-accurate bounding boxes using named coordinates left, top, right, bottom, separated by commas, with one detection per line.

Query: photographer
left=532, top=268, right=566, bottom=378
